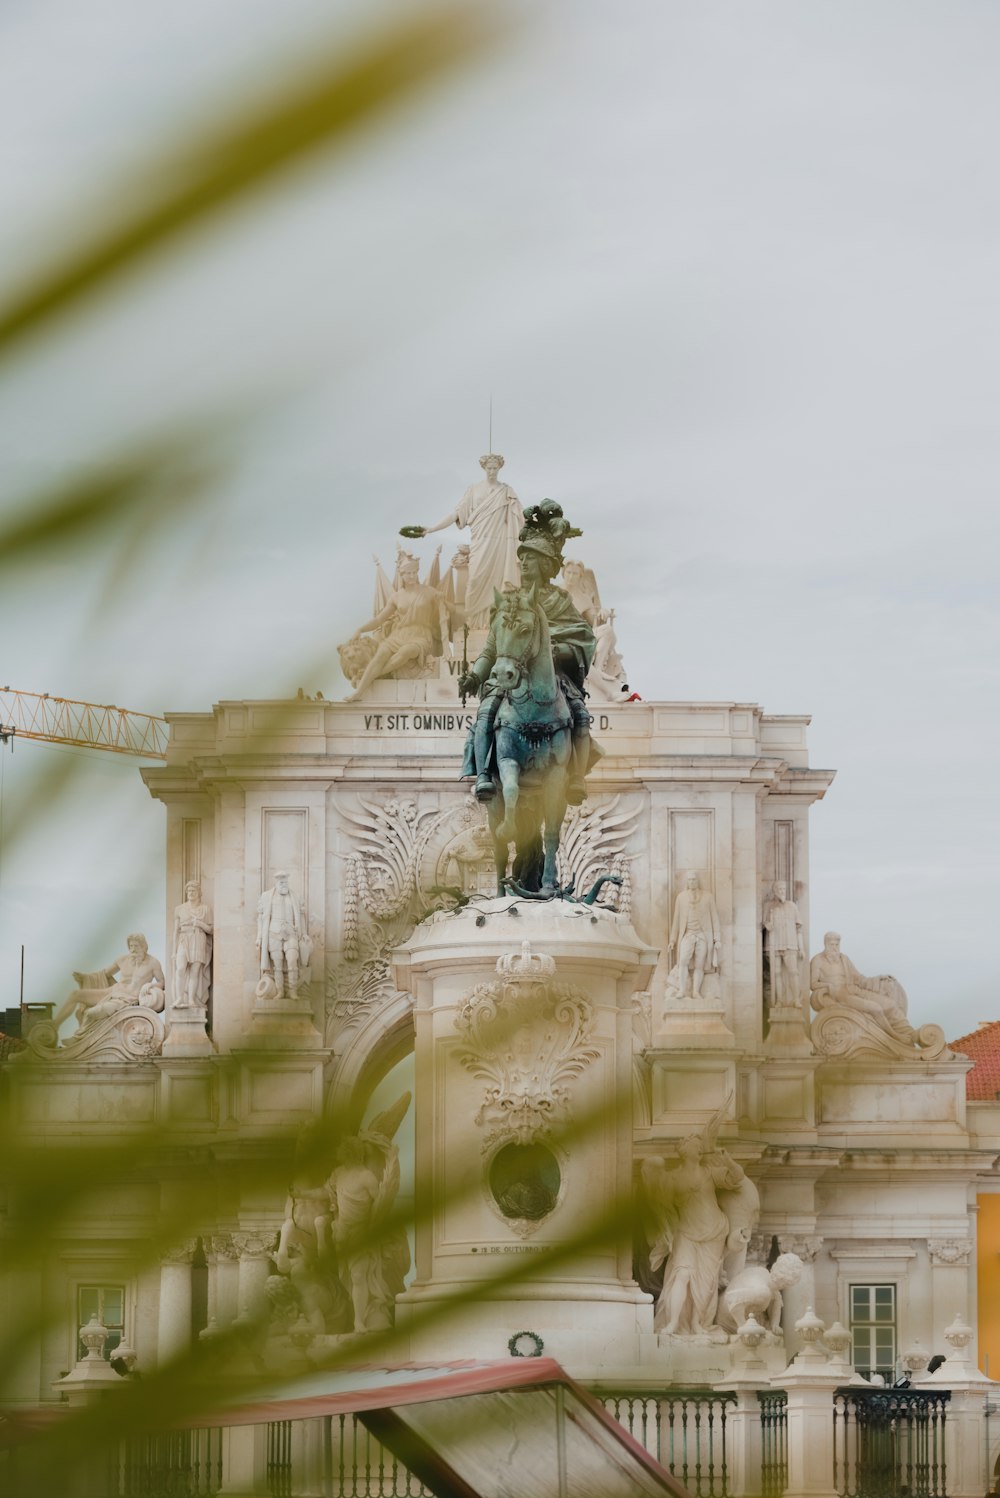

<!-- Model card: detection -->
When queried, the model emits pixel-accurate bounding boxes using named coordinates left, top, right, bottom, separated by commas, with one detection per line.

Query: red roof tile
left=949, top=1020, right=1000, bottom=1100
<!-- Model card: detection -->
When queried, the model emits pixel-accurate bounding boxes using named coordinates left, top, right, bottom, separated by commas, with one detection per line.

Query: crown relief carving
left=454, top=942, right=600, bottom=1148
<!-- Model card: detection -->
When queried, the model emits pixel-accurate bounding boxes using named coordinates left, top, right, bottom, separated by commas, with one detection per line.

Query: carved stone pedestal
left=162, top=1005, right=214, bottom=1056
left=246, top=995, right=322, bottom=1049
left=765, top=1001, right=813, bottom=1056
left=391, top=899, right=657, bottom=1371
left=656, top=996, right=735, bottom=1049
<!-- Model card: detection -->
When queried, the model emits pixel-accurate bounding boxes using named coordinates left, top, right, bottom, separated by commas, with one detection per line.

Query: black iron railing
left=598, top=1388, right=737, bottom=1498
left=833, top=1387, right=950, bottom=1498
left=758, top=1389, right=788, bottom=1498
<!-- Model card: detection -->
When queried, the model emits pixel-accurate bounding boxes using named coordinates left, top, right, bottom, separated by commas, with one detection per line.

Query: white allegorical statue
left=640, top=1113, right=759, bottom=1338
left=172, top=880, right=213, bottom=1008
left=54, top=933, right=166, bottom=1031
left=317, top=1093, right=412, bottom=1333
left=402, top=453, right=523, bottom=629
left=763, top=880, right=804, bottom=1008
left=256, top=871, right=310, bottom=999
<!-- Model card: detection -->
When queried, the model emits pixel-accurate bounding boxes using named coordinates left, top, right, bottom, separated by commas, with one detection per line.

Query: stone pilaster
left=233, top=1230, right=277, bottom=1317
left=157, top=1239, right=198, bottom=1364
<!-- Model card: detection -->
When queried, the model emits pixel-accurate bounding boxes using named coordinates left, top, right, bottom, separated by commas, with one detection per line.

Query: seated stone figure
left=53, top=933, right=165, bottom=1032
left=341, top=551, right=443, bottom=701
left=809, top=931, right=914, bottom=1043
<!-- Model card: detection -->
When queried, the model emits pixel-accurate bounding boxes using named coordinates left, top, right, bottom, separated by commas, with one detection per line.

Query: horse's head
left=488, top=584, right=541, bottom=692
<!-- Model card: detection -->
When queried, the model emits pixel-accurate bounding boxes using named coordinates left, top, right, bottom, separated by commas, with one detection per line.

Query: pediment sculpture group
left=337, top=453, right=630, bottom=705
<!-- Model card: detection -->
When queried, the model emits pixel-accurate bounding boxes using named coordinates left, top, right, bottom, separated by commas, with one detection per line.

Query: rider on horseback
left=458, top=502, right=597, bottom=805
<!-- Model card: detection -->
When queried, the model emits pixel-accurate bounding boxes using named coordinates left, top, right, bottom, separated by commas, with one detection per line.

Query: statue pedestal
left=162, top=1005, right=215, bottom=1057
left=246, top=994, right=322, bottom=1049
left=391, top=899, right=657, bottom=1371
left=764, top=1001, right=813, bottom=1056
left=656, top=996, right=735, bottom=1049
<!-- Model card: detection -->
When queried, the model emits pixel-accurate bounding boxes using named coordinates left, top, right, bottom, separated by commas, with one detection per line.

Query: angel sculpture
left=640, top=1108, right=759, bottom=1338
left=319, top=1092, right=412, bottom=1333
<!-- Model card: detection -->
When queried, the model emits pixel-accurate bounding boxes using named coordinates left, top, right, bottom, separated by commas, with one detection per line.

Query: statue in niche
left=340, top=549, right=444, bottom=701
left=318, top=1093, right=411, bottom=1333
left=809, top=931, right=916, bottom=1044
left=257, top=871, right=306, bottom=999
left=53, top=933, right=166, bottom=1032
left=172, top=880, right=213, bottom=1008
left=640, top=1119, right=759, bottom=1338
left=401, top=453, right=523, bottom=629
left=458, top=502, right=598, bottom=893
left=665, top=872, right=722, bottom=1000
left=763, top=881, right=804, bottom=1008
left=716, top=1252, right=804, bottom=1336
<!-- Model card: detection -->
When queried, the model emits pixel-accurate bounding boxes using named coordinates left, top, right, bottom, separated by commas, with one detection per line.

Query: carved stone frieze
left=211, top=1233, right=240, bottom=1261
left=927, top=1238, right=973, bottom=1267
left=25, top=1008, right=165, bottom=1064
left=454, top=941, right=600, bottom=1147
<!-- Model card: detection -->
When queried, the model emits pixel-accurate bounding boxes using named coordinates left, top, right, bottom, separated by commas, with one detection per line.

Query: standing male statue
left=257, top=871, right=305, bottom=999
left=666, top=871, right=722, bottom=999
left=763, top=880, right=804, bottom=1007
left=172, top=880, right=213, bottom=1008
left=402, top=453, right=523, bottom=629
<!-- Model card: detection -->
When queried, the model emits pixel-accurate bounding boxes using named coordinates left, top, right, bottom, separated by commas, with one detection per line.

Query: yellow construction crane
left=0, top=686, right=168, bottom=759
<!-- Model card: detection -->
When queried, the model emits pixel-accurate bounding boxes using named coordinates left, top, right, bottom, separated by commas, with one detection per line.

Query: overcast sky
left=1, top=0, right=998, bottom=1037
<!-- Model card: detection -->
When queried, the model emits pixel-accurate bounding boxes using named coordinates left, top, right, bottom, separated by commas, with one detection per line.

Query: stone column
left=212, top=1233, right=241, bottom=1326
left=233, top=1230, right=276, bottom=1317
left=157, top=1240, right=197, bottom=1365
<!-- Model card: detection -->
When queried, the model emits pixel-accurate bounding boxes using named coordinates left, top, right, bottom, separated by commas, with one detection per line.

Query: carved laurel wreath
left=508, top=1330, right=544, bottom=1358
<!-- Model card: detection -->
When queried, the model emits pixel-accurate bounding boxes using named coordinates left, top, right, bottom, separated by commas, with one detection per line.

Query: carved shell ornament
left=454, top=942, right=600, bottom=1148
